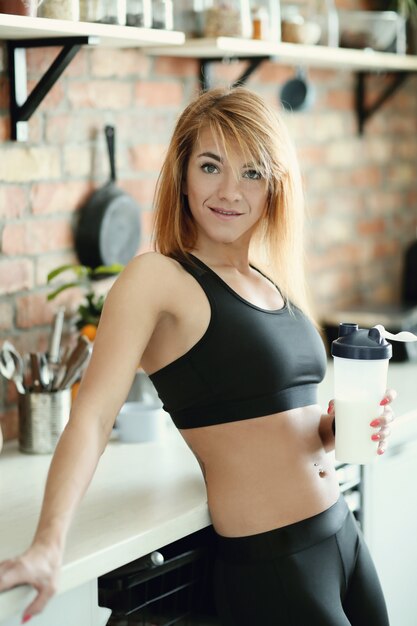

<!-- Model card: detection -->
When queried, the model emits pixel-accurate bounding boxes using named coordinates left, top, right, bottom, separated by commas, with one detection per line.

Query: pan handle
left=105, top=125, right=116, bottom=183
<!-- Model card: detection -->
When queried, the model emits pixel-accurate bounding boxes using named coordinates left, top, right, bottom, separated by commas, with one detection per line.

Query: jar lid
left=331, top=322, right=392, bottom=360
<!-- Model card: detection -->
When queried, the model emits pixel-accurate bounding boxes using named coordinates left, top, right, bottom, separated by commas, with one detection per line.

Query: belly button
left=314, top=462, right=327, bottom=478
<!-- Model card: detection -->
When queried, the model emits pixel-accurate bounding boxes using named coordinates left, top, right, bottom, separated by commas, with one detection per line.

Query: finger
left=380, top=388, right=397, bottom=405
left=24, top=583, right=57, bottom=618
left=327, top=400, right=335, bottom=416
left=377, top=441, right=386, bottom=455
left=376, top=426, right=391, bottom=442
left=380, top=406, right=394, bottom=425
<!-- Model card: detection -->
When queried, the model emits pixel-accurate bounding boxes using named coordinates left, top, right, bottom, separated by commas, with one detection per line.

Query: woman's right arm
left=0, top=252, right=173, bottom=620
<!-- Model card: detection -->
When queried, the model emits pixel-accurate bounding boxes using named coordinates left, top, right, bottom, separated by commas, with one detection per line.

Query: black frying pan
left=75, top=125, right=141, bottom=269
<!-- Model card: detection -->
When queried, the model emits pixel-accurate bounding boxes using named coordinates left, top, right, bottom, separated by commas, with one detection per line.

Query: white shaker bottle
left=331, top=322, right=392, bottom=464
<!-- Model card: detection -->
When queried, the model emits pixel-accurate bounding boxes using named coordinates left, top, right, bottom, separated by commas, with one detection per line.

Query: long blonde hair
left=152, top=87, right=312, bottom=319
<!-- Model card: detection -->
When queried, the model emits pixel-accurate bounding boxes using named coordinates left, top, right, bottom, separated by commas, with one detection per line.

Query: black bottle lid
left=331, top=322, right=392, bottom=360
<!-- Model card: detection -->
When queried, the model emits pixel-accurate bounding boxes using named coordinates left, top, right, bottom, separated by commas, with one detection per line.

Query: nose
left=218, top=171, right=242, bottom=203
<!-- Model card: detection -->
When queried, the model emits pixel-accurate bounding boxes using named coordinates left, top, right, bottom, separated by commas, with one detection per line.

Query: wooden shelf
left=146, top=37, right=417, bottom=73
left=0, top=13, right=185, bottom=48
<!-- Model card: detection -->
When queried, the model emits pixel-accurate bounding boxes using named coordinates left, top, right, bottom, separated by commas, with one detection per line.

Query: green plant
left=47, top=263, right=123, bottom=329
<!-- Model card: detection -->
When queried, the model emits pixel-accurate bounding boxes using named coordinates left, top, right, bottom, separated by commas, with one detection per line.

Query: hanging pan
left=75, top=125, right=141, bottom=269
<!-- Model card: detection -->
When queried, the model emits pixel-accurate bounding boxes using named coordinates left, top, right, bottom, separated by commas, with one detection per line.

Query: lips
left=209, top=206, right=243, bottom=217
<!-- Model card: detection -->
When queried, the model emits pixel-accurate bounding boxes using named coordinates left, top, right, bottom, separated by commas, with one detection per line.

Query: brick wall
left=0, top=15, right=417, bottom=440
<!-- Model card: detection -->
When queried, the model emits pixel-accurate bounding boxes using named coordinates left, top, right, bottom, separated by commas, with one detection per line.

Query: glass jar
left=80, top=0, right=127, bottom=25
left=126, top=0, right=152, bottom=27
left=152, top=0, right=173, bottom=30
left=174, top=0, right=205, bottom=38
left=250, top=1, right=280, bottom=41
left=202, top=1, right=251, bottom=38
left=39, top=0, right=79, bottom=20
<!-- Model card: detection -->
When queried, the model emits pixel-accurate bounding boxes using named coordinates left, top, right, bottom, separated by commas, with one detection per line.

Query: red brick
left=16, top=292, right=54, bottom=328
left=153, top=56, right=198, bottom=78
left=27, top=47, right=59, bottom=78
left=254, top=63, right=294, bottom=84
left=0, top=186, right=28, bottom=219
left=2, top=220, right=73, bottom=255
left=129, top=144, right=167, bottom=172
left=325, top=89, right=353, bottom=110
left=90, top=48, right=150, bottom=78
left=68, top=80, right=132, bottom=109
left=31, top=181, right=93, bottom=215
left=36, top=251, right=79, bottom=286
left=121, top=179, right=156, bottom=207
left=28, top=78, right=65, bottom=110
left=134, top=81, right=183, bottom=107
left=357, top=218, right=386, bottom=236
left=0, top=259, right=34, bottom=295
left=0, top=302, right=13, bottom=330
left=350, top=165, right=382, bottom=187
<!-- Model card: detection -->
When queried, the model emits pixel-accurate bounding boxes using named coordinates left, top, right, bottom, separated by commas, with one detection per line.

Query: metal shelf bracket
left=7, top=36, right=98, bottom=141
left=355, top=70, right=409, bottom=135
left=199, top=56, right=270, bottom=91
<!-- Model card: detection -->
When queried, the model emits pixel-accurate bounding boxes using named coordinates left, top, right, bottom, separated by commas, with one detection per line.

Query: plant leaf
left=47, top=264, right=91, bottom=283
left=92, top=264, right=124, bottom=276
left=47, top=282, right=83, bottom=301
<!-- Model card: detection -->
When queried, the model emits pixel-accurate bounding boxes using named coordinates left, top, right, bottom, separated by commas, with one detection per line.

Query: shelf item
left=39, top=0, right=80, bottom=21
left=0, top=12, right=185, bottom=46
left=126, top=0, right=152, bottom=28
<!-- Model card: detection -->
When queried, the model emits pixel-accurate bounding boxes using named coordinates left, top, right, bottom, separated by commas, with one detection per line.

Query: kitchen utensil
left=18, top=388, right=71, bottom=454
left=57, top=336, right=92, bottom=390
left=29, top=352, right=43, bottom=392
left=0, top=341, right=25, bottom=394
left=48, top=307, right=65, bottom=364
left=75, top=125, right=141, bottom=269
left=279, top=68, right=315, bottom=112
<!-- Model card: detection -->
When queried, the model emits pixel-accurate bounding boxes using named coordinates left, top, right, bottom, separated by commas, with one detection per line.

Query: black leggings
left=213, top=496, right=389, bottom=626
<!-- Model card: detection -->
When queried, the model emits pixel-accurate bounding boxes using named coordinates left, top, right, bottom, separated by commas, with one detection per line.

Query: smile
left=209, top=207, right=243, bottom=217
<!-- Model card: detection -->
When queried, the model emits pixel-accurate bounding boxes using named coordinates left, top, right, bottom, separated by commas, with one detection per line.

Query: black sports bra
left=149, top=254, right=327, bottom=429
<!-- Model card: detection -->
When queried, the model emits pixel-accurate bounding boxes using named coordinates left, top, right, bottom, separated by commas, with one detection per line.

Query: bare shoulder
left=124, top=251, right=184, bottom=285
left=109, top=252, right=187, bottom=311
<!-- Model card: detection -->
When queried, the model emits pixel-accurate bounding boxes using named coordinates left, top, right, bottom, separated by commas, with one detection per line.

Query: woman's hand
left=0, top=542, right=62, bottom=622
left=327, top=388, right=397, bottom=456
left=370, top=388, right=397, bottom=456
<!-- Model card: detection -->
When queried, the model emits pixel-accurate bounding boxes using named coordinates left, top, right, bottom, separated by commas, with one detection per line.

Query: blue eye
left=243, top=169, right=262, bottom=180
left=201, top=162, right=219, bottom=174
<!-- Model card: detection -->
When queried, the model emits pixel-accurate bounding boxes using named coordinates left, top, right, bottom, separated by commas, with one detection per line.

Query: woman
left=0, top=87, right=395, bottom=625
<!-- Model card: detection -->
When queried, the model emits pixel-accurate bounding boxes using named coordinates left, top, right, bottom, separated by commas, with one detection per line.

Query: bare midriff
left=179, top=404, right=340, bottom=538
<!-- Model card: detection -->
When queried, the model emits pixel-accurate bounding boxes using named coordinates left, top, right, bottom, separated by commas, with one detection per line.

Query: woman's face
left=184, top=127, right=269, bottom=248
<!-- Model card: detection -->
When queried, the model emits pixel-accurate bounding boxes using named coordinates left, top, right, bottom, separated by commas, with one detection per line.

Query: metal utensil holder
left=18, top=389, right=71, bottom=454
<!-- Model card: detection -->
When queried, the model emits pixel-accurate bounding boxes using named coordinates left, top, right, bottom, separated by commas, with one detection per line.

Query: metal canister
left=18, top=390, right=71, bottom=454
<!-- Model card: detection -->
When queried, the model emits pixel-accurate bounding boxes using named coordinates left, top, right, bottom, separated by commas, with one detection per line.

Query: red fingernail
left=371, top=434, right=380, bottom=441
left=377, top=448, right=385, bottom=455
left=370, top=419, right=380, bottom=427
left=22, top=616, right=32, bottom=624
left=380, top=398, right=389, bottom=406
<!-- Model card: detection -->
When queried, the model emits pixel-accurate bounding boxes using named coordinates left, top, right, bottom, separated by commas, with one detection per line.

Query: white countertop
left=0, top=361, right=416, bottom=622
left=0, top=432, right=209, bottom=622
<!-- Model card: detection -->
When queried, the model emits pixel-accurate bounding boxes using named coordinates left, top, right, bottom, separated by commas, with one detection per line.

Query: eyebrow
left=197, top=151, right=223, bottom=163
left=196, top=151, right=257, bottom=169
